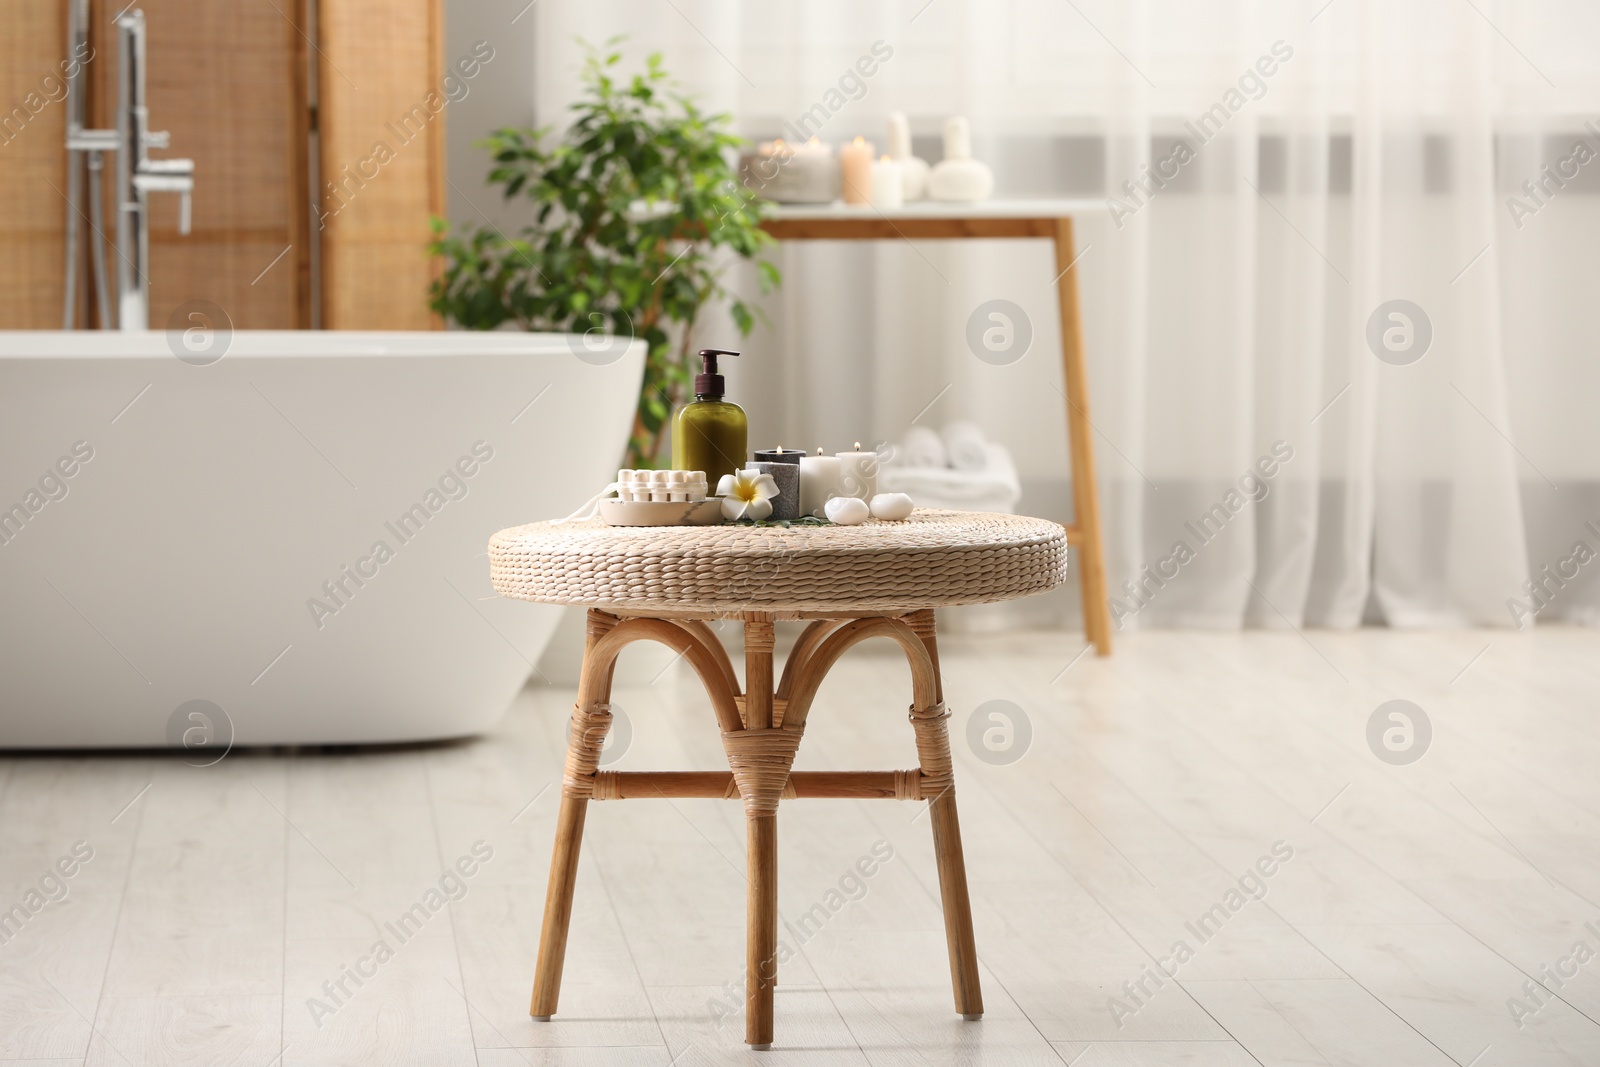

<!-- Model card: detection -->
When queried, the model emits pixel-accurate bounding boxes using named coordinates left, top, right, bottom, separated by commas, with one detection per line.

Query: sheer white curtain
left=526, top=0, right=1600, bottom=631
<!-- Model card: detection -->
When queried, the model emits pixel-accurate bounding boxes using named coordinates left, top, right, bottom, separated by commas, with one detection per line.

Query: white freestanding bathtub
left=0, top=330, right=644, bottom=747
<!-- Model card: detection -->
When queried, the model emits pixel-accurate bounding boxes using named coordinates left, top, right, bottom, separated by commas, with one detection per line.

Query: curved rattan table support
left=492, top=511, right=1065, bottom=1048
left=676, top=618, right=742, bottom=701
left=775, top=619, right=845, bottom=706
left=781, top=617, right=938, bottom=730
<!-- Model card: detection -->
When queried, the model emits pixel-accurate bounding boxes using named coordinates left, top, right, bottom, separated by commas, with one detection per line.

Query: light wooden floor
left=2, top=626, right=1599, bottom=1066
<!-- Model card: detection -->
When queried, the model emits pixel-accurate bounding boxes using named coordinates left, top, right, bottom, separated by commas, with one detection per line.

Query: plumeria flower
left=717, top=468, right=779, bottom=521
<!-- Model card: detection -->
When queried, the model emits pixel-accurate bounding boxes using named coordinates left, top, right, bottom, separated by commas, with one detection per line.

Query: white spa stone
left=869, top=492, right=914, bottom=521
left=824, top=496, right=870, bottom=525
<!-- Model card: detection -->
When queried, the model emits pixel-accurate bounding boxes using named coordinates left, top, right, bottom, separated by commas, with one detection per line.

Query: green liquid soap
left=672, top=348, right=748, bottom=489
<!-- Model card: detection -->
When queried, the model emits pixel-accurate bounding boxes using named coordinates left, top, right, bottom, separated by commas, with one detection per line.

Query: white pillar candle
left=869, top=155, right=903, bottom=209
left=835, top=442, right=878, bottom=501
left=792, top=137, right=842, bottom=202
left=839, top=136, right=874, bottom=205
left=799, top=450, right=841, bottom=517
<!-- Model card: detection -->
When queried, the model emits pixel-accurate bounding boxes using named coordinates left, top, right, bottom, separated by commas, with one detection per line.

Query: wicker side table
left=489, top=509, right=1067, bottom=1048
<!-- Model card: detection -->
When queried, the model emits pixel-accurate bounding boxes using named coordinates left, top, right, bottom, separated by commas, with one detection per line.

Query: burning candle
left=835, top=442, right=878, bottom=501
left=869, top=155, right=903, bottom=210
left=754, top=461, right=801, bottom=520
left=739, top=137, right=841, bottom=204
left=800, top=138, right=843, bottom=199
left=799, top=447, right=842, bottom=517
left=839, top=136, right=874, bottom=205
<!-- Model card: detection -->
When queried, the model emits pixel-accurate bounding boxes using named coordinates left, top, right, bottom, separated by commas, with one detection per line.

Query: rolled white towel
left=941, top=420, right=988, bottom=471
left=898, top=425, right=948, bottom=468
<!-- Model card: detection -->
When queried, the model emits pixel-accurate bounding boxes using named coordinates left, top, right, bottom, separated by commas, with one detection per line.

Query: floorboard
left=1, top=627, right=1597, bottom=1065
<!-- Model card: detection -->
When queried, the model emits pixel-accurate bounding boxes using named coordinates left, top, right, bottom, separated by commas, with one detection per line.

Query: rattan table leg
left=747, top=813, right=779, bottom=1048
left=929, top=792, right=984, bottom=1018
left=741, top=616, right=780, bottom=1048
left=530, top=795, right=587, bottom=1019
left=531, top=609, right=618, bottom=1019
left=907, top=610, right=985, bottom=1019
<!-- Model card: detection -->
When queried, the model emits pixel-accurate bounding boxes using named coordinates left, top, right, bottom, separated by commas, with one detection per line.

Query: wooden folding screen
left=0, top=0, right=441, bottom=331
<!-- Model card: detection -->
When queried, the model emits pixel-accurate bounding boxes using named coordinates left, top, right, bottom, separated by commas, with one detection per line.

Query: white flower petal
left=752, top=474, right=779, bottom=499
left=746, top=496, right=773, bottom=520
left=716, top=473, right=738, bottom=497
left=721, top=495, right=747, bottom=521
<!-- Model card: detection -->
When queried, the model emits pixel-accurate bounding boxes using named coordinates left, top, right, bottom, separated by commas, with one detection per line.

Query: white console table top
left=766, top=198, right=1102, bottom=220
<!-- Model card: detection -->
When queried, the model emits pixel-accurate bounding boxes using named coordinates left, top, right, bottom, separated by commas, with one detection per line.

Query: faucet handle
left=141, top=158, right=194, bottom=178
left=144, top=129, right=171, bottom=150
left=67, top=128, right=119, bottom=152
left=131, top=159, right=196, bottom=235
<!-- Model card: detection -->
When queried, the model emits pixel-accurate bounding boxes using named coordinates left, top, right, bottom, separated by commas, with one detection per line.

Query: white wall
left=443, top=0, right=540, bottom=237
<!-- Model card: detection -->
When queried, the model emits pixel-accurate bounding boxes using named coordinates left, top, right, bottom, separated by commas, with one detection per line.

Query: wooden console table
left=761, top=201, right=1112, bottom=654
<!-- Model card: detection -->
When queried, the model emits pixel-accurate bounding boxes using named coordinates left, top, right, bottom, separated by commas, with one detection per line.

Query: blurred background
left=5, top=0, right=1598, bottom=635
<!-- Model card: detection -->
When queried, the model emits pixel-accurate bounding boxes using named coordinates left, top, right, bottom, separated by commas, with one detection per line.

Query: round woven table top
left=488, top=509, right=1067, bottom=616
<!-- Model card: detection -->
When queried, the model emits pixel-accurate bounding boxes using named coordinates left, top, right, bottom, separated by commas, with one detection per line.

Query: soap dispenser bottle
left=672, top=348, right=748, bottom=489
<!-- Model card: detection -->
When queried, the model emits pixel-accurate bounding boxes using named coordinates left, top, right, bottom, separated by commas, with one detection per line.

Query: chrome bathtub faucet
left=62, top=4, right=194, bottom=331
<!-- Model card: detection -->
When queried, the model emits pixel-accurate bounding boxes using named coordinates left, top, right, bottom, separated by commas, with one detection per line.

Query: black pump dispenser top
left=695, top=348, right=739, bottom=397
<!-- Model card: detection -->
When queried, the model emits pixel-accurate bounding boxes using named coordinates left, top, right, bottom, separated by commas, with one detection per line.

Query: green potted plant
left=429, top=43, right=780, bottom=467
